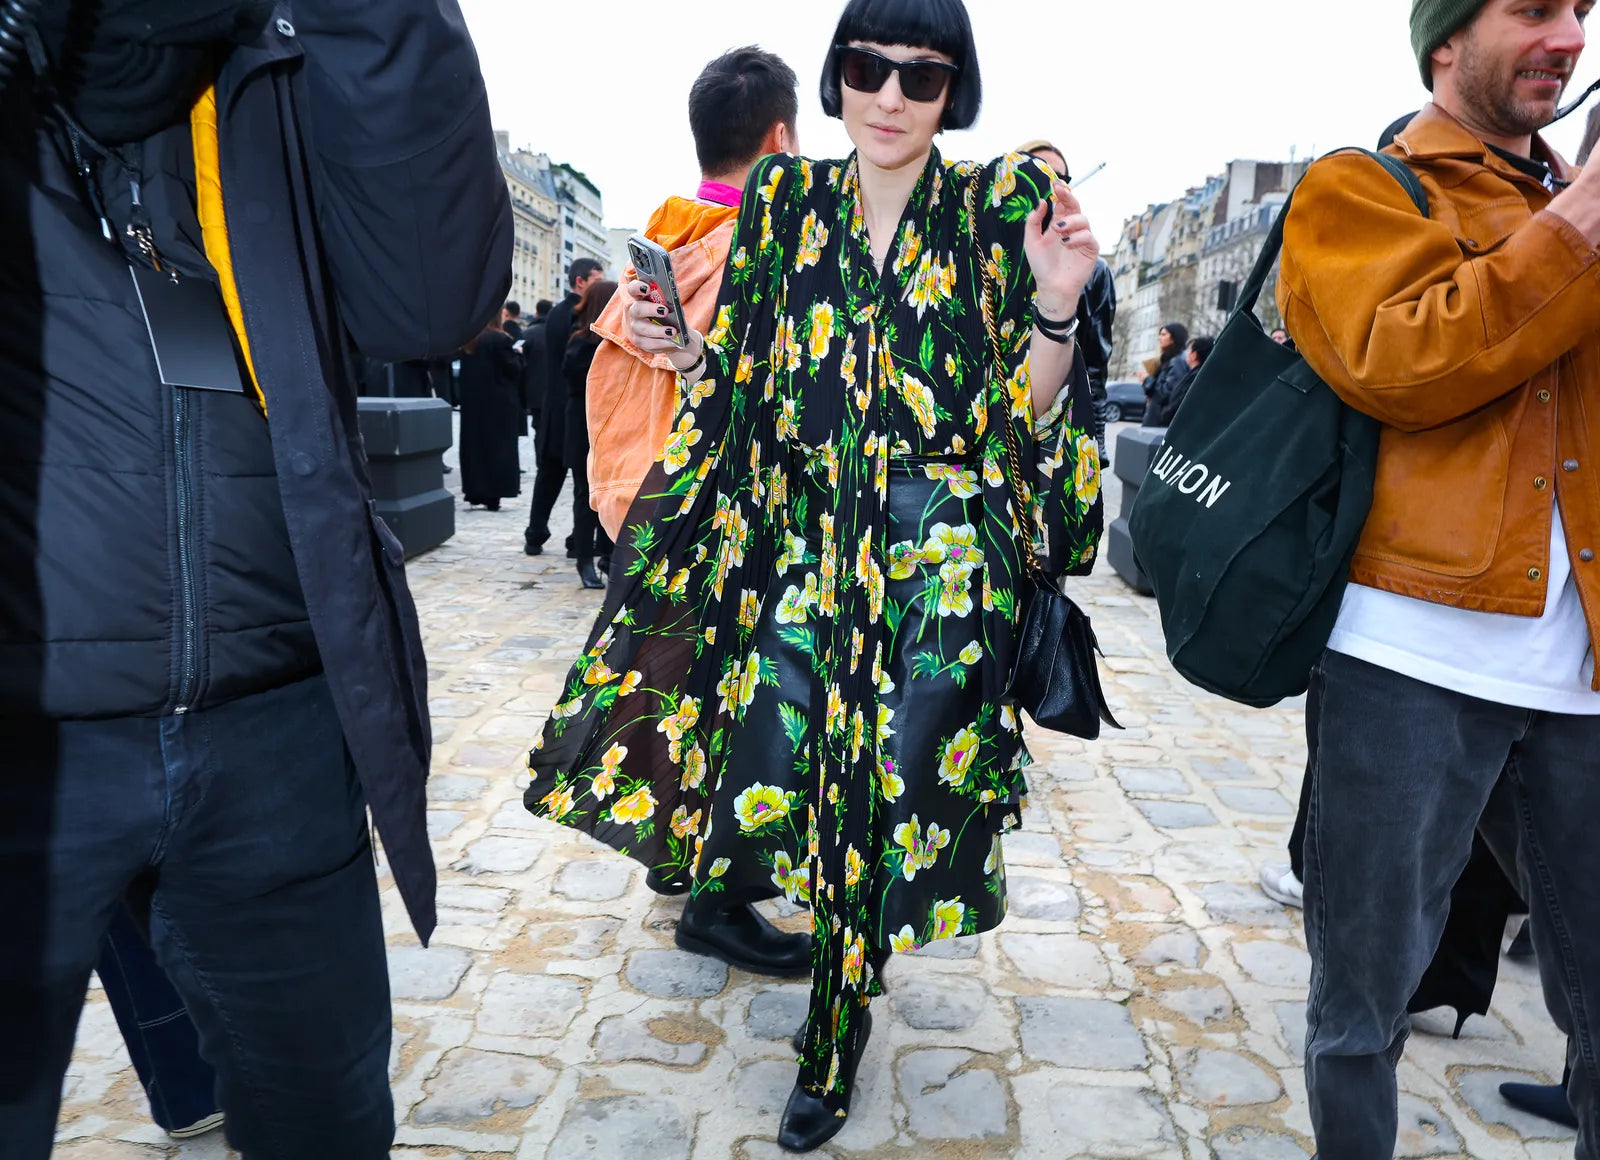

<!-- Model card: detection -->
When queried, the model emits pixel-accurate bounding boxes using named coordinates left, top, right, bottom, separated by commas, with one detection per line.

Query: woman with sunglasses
left=525, top=0, right=1104, bottom=1149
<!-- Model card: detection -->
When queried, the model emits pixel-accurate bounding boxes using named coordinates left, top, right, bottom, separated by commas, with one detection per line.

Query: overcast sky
left=457, top=0, right=1597, bottom=241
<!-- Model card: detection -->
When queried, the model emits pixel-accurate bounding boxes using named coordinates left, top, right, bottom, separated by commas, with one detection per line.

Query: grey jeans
left=1303, top=650, right=1600, bottom=1159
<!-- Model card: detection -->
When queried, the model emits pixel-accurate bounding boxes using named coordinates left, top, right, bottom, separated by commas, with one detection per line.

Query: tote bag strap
left=1235, top=149, right=1429, bottom=318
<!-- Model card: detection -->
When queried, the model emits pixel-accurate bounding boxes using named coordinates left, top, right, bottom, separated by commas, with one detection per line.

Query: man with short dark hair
left=525, top=259, right=604, bottom=556
left=502, top=300, right=523, bottom=341
left=1276, top=0, right=1600, bottom=1151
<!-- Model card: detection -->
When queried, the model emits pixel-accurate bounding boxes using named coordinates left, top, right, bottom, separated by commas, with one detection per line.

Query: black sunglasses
left=835, top=46, right=958, bottom=104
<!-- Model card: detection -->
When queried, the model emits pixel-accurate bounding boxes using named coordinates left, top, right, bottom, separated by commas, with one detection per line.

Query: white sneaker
left=168, top=1111, right=225, bottom=1140
left=1259, top=862, right=1304, bottom=909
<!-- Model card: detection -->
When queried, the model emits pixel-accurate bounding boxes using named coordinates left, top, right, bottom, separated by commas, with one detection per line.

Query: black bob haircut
left=820, top=0, right=982, bottom=132
left=690, top=47, right=799, bottom=175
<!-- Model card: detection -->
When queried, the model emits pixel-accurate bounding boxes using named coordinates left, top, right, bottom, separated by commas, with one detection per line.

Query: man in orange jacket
left=587, top=48, right=798, bottom=545
left=1276, top=0, right=1600, bottom=1153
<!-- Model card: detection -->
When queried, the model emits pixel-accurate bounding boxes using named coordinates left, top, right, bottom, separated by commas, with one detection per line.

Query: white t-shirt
left=1327, top=503, right=1600, bottom=715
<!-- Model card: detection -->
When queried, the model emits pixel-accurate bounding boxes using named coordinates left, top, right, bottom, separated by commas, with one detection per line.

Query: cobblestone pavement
left=59, top=427, right=1572, bottom=1159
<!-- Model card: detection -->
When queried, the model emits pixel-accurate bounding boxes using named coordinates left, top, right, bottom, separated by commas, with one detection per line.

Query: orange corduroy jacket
left=1277, top=104, right=1600, bottom=685
left=587, top=196, right=738, bottom=541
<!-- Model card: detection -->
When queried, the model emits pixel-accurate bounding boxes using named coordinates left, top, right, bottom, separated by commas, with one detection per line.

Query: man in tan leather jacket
left=1276, top=1, right=1600, bottom=1154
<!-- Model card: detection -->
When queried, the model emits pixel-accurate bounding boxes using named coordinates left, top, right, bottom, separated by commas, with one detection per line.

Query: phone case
left=627, top=234, right=690, bottom=349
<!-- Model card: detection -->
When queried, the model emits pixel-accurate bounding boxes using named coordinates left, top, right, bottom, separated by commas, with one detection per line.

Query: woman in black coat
left=563, top=279, right=617, bottom=588
left=457, top=321, right=524, bottom=510
left=1141, top=321, right=1190, bottom=427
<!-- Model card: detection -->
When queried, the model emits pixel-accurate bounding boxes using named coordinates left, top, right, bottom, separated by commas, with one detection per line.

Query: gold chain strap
left=970, top=183, right=1044, bottom=581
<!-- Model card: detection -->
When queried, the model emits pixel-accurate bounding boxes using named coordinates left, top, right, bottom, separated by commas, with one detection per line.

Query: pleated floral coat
left=526, top=148, right=1103, bottom=1109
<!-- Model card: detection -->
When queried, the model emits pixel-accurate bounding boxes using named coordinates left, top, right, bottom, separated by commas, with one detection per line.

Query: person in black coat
left=1149, top=335, right=1212, bottom=427
left=1141, top=321, right=1190, bottom=427
left=457, top=320, right=524, bottom=510
left=525, top=261, right=606, bottom=556
left=561, top=279, right=617, bottom=587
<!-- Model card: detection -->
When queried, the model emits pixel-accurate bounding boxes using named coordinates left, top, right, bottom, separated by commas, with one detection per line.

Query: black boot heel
left=777, top=1011, right=872, bottom=1152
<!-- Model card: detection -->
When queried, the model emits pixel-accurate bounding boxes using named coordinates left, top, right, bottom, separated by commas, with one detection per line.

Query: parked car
left=1103, top=381, right=1146, bottom=423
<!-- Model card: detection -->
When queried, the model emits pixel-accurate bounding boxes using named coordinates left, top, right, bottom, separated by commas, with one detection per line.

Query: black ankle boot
left=1500, top=1065, right=1578, bottom=1129
left=577, top=559, right=603, bottom=589
left=674, top=897, right=811, bottom=976
left=777, top=1011, right=872, bottom=1153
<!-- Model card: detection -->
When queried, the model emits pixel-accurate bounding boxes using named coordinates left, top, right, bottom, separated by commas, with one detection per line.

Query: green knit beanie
left=1411, top=0, right=1487, bottom=88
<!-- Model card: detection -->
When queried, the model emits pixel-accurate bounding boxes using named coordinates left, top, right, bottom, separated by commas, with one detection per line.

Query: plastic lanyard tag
left=129, top=267, right=246, bottom=393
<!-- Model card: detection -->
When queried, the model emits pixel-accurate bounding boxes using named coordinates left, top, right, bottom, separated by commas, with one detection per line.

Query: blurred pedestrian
left=525, top=259, right=605, bottom=556
left=561, top=278, right=618, bottom=587
left=525, top=0, right=1105, bottom=1147
left=458, top=317, right=524, bottom=511
left=1141, top=321, right=1189, bottom=426
left=0, top=1, right=511, bottom=1156
left=522, top=299, right=554, bottom=439
left=1148, top=334, right=1211, bottom=426
left=502, top=300, right=524, bottom=341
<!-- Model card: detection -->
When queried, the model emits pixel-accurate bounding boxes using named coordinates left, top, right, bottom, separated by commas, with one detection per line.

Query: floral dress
left=526, top=148, right=1103, bottom=1110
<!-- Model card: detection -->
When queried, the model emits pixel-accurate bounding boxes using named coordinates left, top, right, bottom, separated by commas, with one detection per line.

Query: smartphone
left=627, top=234, right=690, bottom=349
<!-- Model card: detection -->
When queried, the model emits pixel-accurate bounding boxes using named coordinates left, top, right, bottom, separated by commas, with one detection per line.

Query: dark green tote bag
left=1128, top=150, right=1428, bottom=708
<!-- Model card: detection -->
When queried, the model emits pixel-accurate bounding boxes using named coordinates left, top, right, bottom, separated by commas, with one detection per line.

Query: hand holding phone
left=626, top=234, right=690, bottom=350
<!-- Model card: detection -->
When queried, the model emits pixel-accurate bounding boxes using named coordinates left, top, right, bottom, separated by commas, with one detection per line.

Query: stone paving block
left=731, top=1058, right=798, bottom=1116
left=890, top=974, right=990, bottom=1031
left=1215, top=786, right=1294, bottom=816
left=411, top=1047, right=554, bottom=1124
left=436, top=883, right=512, bottom=915
left=1042, top=1082, right=1178, bottom=1152
left=747, top=988, right=809, bottom=1041
left=451, top=742, right=524, bottom=769
left=1114, top=766, right=1192, bottom=795
left=427, top=773, right=490, bottom=802
left=537, top=917, right=624, bottom=961
left=476, top=972, right=584, bottom=1038
left=553, top=857, right=634, bottom=901
left=1018, top=996, right=1147, bottom=1069
left=1137, top=800, right=1219, bottom=829
left=429, top=697, right=484, bottom=718
left=1211, top=1125, right=1312, bottom=1160
left=1179, top=1048, right=1282, bottom=1106
left=1199, top=883, right=1292, bottom=928
left=1454, top=1068, right=1578, bottom=1138
left=549, top=1096, right=692, bottom=1160
left=1234, top=940, right=1312, bottom=987
left=1158, top=841, right=1255, bottom=880
left=389, top=945, right=474, bottom=1002
left=52, top=1143, right=170, bottom=1160
left=908, top=936, right=980, bottom=959
left=1136, top=930, right=1203, bottom=967
left=1001, top=933, right=1110, bottom=987
left=1190, top=756, right=1255, bottom=781
left=1007, top=876, right=1082, bottom=921
left=897, top=1050, right=1008, bottom=1140
left=1002, top=829, right=1066, bottom=865
left=594, top=1015, right=708, bottom=1067
left=1395, top=1094, right=1461, bottom=1156
left=1159, top=985, right=1234, bottom=1025
left=625, top=949, right=729, bottom=998
left=487, top=800, right=543, bottom=831
left=1275, top=1002, right=1308, bottom=1056
left=451, top=836, right=541, bottom=876
left=427, top=810, right=467, bottom=840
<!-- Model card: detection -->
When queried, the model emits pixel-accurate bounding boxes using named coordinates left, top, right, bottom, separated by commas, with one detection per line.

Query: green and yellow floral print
left=526, top=148, right=1102, bottom=1111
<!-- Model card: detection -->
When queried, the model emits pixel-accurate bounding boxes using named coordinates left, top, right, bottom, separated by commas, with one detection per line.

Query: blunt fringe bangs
left=820, top=0, right=982, bottom=131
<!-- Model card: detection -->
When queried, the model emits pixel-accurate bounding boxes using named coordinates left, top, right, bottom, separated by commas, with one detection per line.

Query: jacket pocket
left=1361, top=411, right=1509, bottom=576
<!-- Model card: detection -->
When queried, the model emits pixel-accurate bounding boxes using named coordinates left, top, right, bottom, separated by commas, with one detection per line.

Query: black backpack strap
left=1236, top=147, right=1429, bottom=317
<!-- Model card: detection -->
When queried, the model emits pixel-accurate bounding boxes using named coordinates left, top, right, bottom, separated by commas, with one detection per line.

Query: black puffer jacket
left=0, top=2, right=512, bottom=940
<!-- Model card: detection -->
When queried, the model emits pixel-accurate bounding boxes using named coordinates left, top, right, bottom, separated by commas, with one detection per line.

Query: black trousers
left=524, top=453, right=569, bottom=552
left=570, top=454, right=614, bottom=566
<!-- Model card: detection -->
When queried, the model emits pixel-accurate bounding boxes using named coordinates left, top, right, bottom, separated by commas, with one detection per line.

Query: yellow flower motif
left=734, top=783, right=793, bottom=833
left=610, top=787, right=656, bottom=826
left=540, top=785, right=576, bottom=819
left=550, top=698, right=582, bottom=720
left=893, top=815, right=951, bottom=881
left=983, top=454, right=1005, bottom=487
left=809, top=301, right=835, bottom=362
left=878, top=756, right=904, bottom=802
left=688, top=377, right=716, bottom=407
left=660, top=413, right=703, bottom=475
left=775, top=395, right=801, bottom=442
left=737, top=589, right=761, bottom=631
left=584, top=662, right=619, bottom=687
left=959, top=641, right=983, bottom=666
left=984, top=835, right=1002, bottom=875
left=933, top=898, right=967, bottom=940
left=944, top=353, right=959, bottom=378
left=731, top=247, right=749, bottom=271
left=934, top=561, right=975, bottom=618
left=795, top=210, right=830, bottom=272
left=900, top=371, right=939, bottom=438
left=1074, top=434, right=1102, bottom=506
left=1000, top=704, right=1018, bottom=730
left=671, top=806, right=703, bottom=839
left=708, top=857, right=731, bottom=879
left=680, top=743, right=707, bottom=791
left=769, top=849, right=809, bottom=902
left=617, top=670, right=642, bottom=697
left=734, top=352, right=754, bottom=384
left=905, top=253, right=955, bottom=318
left=825, top=684, right=845, bottom=734
left=876, top=704, right=896, bottom=743
left=925, top=523, right=985, bottom=574
left=840, top=333, right=858, bottom=386
left=844, top=845, right=865, bottom=887
left=775, top=531, right=810, bottom=574
left=706, top=303, right=734, bottom=349
left=842, top=930, right=866, bottom=986
left=923, top=464, right=981, bottom=499
left=1007, top=364, right=1032, bottom=419
left=890, top=925, right=920, bottom=954
left=759, top=162, right=785, bottom=204
left=658, top=695, right=701, bottom=743
left=939, top=725, right=982, bottom=789
left=666, top=568, right=690, bottom=600
left=893, top=223, right=923, bottom=275
left=600, top=743, right=627, bottom=777
left=800, top=158, right=814, bottom=191
left=589, top=626, right=616, bottom=657
left=850, top=708, right=866, bottom=761
left=991, top=154, right=1018, bottom=205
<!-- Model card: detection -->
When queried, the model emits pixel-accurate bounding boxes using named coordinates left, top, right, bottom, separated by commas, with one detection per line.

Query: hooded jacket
left=586, top=195, right=739, bottom=540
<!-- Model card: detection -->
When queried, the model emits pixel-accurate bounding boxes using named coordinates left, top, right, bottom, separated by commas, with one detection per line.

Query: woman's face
left=839, top=41, right=954, bottom=172
left=1158, top=328, right=1174, bottom=354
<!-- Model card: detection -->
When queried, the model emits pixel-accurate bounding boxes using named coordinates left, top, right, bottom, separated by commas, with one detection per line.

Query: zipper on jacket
left=172, top=386, right=201, bottom=714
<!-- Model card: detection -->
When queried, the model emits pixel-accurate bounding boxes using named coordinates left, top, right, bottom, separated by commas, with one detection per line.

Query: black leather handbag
left=978, top=251, right=1120, bottom=740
